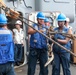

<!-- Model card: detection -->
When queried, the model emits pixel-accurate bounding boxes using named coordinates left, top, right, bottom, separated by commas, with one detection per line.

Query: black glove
left=49, top=40, right=52, bottom=44
left=52, top=37, right=58, bottom=42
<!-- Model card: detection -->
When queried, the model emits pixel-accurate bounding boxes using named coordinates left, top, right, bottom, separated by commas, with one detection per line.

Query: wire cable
left=23, top=0, right=32, bottom=9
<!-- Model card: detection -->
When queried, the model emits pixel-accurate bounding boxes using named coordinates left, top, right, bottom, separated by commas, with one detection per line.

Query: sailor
left=0, top=14, right=16, bottom=75
left=13, top=20, right=24, bottom=66
left=52, top=13, right=72, bottom=75
left=65, top=17, right=72, bottom=32
left=44, top=18, right=50, bottom=29
left=27, top=12, right=48, bottom=75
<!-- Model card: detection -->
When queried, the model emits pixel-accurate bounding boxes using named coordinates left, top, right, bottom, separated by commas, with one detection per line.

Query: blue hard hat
left=57, top=13, right=66, bottom=21
left=0, top=14, right=7, bottom=25
left=44, top=18, right=49, bottom=22
left=37, top=12, right=45, bottom=19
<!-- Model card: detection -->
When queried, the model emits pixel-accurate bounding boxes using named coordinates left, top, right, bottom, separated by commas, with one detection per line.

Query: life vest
left=30, top=24, right=47, bottom=49
left=0, top=28, right=14, bottom=64
left=53, top=26, right=71, bottom=53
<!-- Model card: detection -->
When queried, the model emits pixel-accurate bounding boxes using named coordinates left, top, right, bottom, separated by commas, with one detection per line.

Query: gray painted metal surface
left=15, top=64, right=76, bottom=75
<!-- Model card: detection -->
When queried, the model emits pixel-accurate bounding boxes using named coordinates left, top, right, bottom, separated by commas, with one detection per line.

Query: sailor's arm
left=28, top=27, right=45, bottom=34
left=57, top=29, right=72, bottom=44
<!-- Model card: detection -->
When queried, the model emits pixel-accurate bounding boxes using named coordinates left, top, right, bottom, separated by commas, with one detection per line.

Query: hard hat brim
left=37, top=17, right=45, bottom=20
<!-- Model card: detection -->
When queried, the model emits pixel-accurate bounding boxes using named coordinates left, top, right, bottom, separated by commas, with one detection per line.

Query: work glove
left=52, top=37, right=58, bottom=42
left=49, top=37, right=58, bottom=44
left=49, top=40, right=52, bottom=44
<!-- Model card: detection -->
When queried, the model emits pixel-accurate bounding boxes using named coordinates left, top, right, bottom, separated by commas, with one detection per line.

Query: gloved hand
left=49, top=40, right=52, bottom=44
left=52, top=37, right=58, bottom=42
